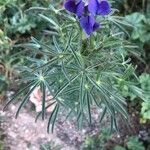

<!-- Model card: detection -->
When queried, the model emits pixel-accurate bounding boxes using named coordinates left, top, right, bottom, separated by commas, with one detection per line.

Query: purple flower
left=64, top=0, right=84, bottom=17
left=88, top=0, right=111, bottom=16
left=80, top=15, right=100, bottom=35
left=64, top=0, right=111, bottom=35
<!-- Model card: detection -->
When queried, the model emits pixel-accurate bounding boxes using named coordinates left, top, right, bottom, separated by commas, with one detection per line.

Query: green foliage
left=117, top=72, right=150, bottom=120
left=4, top=1, right=145, bottom=132
left=0, top=115, right=4, bottom=150
left=127, top=136, right=145, bottom=150
left=139, top=74, right=150, bottom=120
left=125, top=12, right=150, bottom=43
left=0, top=29, right=12, bottom=93
left=40, top=141, right=62, bottom=150
left=0, top=0, right=51, bottom=34
left=82, top=128, right=110, bottom=150
left=0, top=75, right=8, bottom=94
left=0, top=141, right=4, bottom=150
left=83, top=133, right=146, bottom=150
left=114, top=145, right=126, bottom=150
left=141, top=101, right=150, bottom=120
left=0, top=0, right=149, bottom=149
left=116, top=65, right=145, bottom=101
left=0, top=0, right=17, bottom=12
left=0, top=0, right=50, bottom=95
left=0, top=29, right=23, bottom=94
left=114, top=136, right=145, bottom=150
left=9, top=13, right=37, bottom=34
left=139, top=74, right=150, bottom=93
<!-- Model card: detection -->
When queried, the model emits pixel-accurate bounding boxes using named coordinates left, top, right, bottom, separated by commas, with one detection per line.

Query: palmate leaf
left=86, top=75, right=110, bottom=100
left=86, top=74, right=128, bottom=126
left=51, top=74, right=80, bottom=100
left=3, top=1, right=140, bottom=133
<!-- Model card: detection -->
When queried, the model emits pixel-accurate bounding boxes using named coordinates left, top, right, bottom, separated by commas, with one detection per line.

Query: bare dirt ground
left=0, top=103, right=77, bottom=150
left=0, top=99, right=103, bottom=150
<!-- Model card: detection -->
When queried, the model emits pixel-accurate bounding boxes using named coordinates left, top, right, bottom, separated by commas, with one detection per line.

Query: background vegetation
left=0, top=0, right=150, bottom=149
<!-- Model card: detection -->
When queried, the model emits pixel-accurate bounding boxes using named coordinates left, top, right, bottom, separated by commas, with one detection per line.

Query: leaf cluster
left=3, top=3, right=142, bottom=132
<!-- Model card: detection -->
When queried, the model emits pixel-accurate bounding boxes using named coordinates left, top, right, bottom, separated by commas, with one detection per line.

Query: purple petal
left=93, top=22, right=100, bottom=31
left=97, top=0, right=111, bottom=16
left=88, top=0, right=99, bottom=15
left=64, top=0, right=76, bottom=13
left=80, top=15, right=95, bottom=35
left=76, top=0, right=84, bottom=17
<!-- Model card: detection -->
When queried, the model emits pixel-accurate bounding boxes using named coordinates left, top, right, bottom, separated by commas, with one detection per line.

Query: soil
left=0, top=91, right=104, bottom=150
left=0, top=103, right=76, bottom=150
left=1, top=92, right=150, bottom=150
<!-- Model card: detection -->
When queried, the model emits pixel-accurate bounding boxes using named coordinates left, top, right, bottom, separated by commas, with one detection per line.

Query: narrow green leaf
left=64, top=29, right=73, bottom=51
left=47, top=104, right=58, bottom=133
left=61, top=61, right=70, bottom=81
left=3, top=81, right=36, bottom=111
left=15, top=82, right=39, bottom=118
left=51, top=105, right=59, bottom=133
left=109, top=18, right=130, bottom=37
left=14, top=43, right=41, bottom=50
left=86, top=75, right=109, bottom=99
left=79, top=75, right=84, bottom=114
left=41, top=82, right=46, bottom=120
left=35, top=101, right=56, bottom=122
left=70, top=46, right=82, bottom=67
left=99, top=107, right=107, bottom=123
left=39, top=14, right=60, bottom=30
left=89, top=91, right=101, bottom=107
left=31, top=37, right=56, bottom=56
left=63, top=108, right=75, bottom=122
left=33, top=57, right=58, bottom=71
left=53, top=36, right=61, bottom=52
left=101, top=83, right=126, bottom=105
left=113, top=117, right=119, bottom=133
left=25, top=7, right=50, bottom=12
left=102, top=98, right=116, bottom=117
left=52, top=74, right=80, bottom=100
left=87, top=92, right=92, bottom=124
left=63, top=86, right=79, bottom=95
left=86, top=61, right=103, bottom=70
left=110, top=116, right=114, bottom=134
left=77, top=110, right=83, bottom=129
left=111, top=99, right=128, bottom=119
